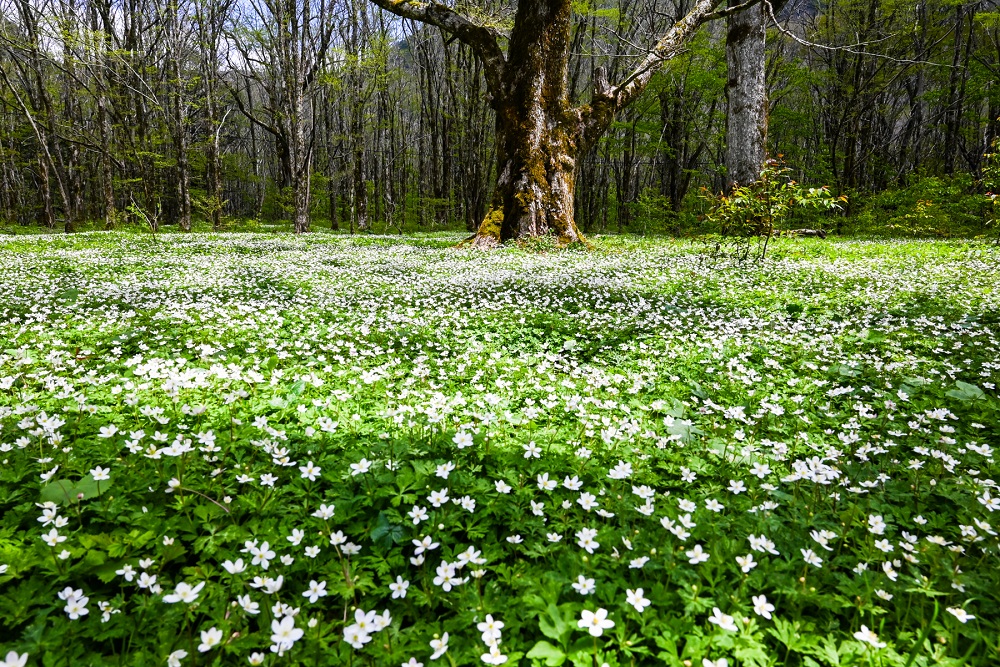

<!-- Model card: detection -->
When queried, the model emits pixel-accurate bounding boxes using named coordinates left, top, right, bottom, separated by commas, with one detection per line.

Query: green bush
left=849, top=175, right=990, bottom=237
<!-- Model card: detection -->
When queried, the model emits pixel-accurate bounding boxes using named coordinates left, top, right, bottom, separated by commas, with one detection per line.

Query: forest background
left=1, top=0, right=999, bottom=239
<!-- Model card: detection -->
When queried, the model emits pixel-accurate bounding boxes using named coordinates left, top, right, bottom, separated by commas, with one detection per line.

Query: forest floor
left=0, top=233, right=998, bottom=666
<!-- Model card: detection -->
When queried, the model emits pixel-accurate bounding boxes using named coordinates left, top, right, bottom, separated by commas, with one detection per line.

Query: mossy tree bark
left=369, top=0, right=726, bottom=247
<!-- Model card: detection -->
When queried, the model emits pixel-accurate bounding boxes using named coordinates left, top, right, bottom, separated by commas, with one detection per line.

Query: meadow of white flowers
left=0, top=233, right=997, bottom=666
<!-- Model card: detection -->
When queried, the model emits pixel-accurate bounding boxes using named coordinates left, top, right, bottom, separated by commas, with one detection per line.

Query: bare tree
left=193, top=0, right=234, bottom=230
left=229, top=0, right=336, bottom=232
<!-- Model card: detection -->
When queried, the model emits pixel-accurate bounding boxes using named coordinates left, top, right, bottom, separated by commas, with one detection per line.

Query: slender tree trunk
left=37, top=157, right=56, bottom=229
left=206, top=89, right=223, bottom=230
left=725, top=0, right=766, bottom=188
left=173, top=56, right=192, bottom=231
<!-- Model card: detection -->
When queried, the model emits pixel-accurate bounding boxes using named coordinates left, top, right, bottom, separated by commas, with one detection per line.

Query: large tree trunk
left=725, top=0, right=767, bottom=188
left=471, top=0, right=585, bottom=248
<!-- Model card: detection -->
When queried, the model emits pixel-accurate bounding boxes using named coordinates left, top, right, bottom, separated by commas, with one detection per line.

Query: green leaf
left=946, top=380, right=986, bottom=402
left=369, top=512, right=405, bottom=549
left=40, top=474, right=110, bottom=505
left=538, top=603, right=571, bottom=642
left=55, top=288, right=79, bottom=302
left=527, top=641, right=566, bottom=666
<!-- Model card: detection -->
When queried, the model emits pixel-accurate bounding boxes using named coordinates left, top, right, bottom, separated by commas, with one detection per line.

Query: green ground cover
left=0, top=233, right=998, bottom=667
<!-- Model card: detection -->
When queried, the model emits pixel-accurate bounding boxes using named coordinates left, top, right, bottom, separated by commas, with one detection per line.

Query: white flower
left=578, top=608, right=615, bottom=637
left=435, top=461, right=455, bottom=479
left=236, top=594, right=260, bottom=615
left=874, top=539, right=893, bottom=553
left=430, top=632, right=450, bottom=660
left=64, top=594, right=90, bottom=619
left=90, top=466, right=111, bottom=481
left=946, top=607, right=975, bottom=623
left=249, top=541, right=276, bottom=569
left=222, top=558, right=246, bottom=574
left=401, top=659, right=423, bottom=667
left=312, top=503, right=335, bottom=519
left=167, top=649, right=188, bottom=667
left=625, top=588, right=650, bottom=613
left=747, top=534, right=779, bottom=555
left=810, top=529, right=837, bottom=551
left=608, top=460, right=633, bottom=479
left=868, top=514, right=887, bottom=535
left=41, top=528, right=66, bottom=547
left=198, top=627, right=223, bottom=652
left=979, top=491, right=1000, bottom=512
left=536, top=473, right=557, bottom=491
left=686, top=544, right=709, bottom=564
left=457, top=546, right=485, bottom=567
left=577, top=492, right=598, bottom=511
left=522, top=442, right=541, bottom=458
left=752, top=595, right=774, bottom=619
left=412, top=536, right=440, bottom=555
left=494, top=480, right=512, bottom=493
left=707, top=607, right=738, bottom=632
left=477, top=614, right=505, bottom=643
left=801, top=548, right=823, bottom=568
left=629, top=556, right=649, bottom=569
left=727, top=480, right=746, bottom=494
left=163, top=581, right=205, bottom=604
left=270, top=615, right=304, bottom=651
left=302, top=580, right=327, bottom=603
left=736, top=554, right=757, bottom=572
left=389, top=576, right=409, bottom=599
left=572, top=575, right=595, bottom=595
left=408, top=505, right=428, bottom=525
left=350, top=458, right=372, bottom=476
left=853, top=625, right=886, bottom=648
left=343, top=623, right=372, bottom=649
left=299, top=461, right=321, bottom=481
left=453, top=432, right=473, bottom=449
left=1, top=652, right=28, bottom=667
left=703, top=660, right=729, bottom=667
left=575, top=528, right=599, bottom=553
left=480, top=645, right=508, bottom=665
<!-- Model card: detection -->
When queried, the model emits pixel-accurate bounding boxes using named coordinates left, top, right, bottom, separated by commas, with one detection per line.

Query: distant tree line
left=0, top=0, right=998, bottom=234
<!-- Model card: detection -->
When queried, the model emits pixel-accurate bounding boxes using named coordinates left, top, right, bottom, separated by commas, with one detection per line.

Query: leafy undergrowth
left=0, top=233, right=998, bottom=667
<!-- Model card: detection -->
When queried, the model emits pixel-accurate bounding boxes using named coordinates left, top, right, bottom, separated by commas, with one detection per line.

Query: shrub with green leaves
left=700, top=161, right=845, bottom=261
left=0, top=233, right=998, bottom=667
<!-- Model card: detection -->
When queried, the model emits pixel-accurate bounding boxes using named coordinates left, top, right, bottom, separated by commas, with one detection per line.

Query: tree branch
left=367, top=0, right=506, bottom=95
left=580, top=0, right=723, bottom=150
left=762, top=0, right=955, bottom=68
left=703, top=0, right=762, bottom=22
